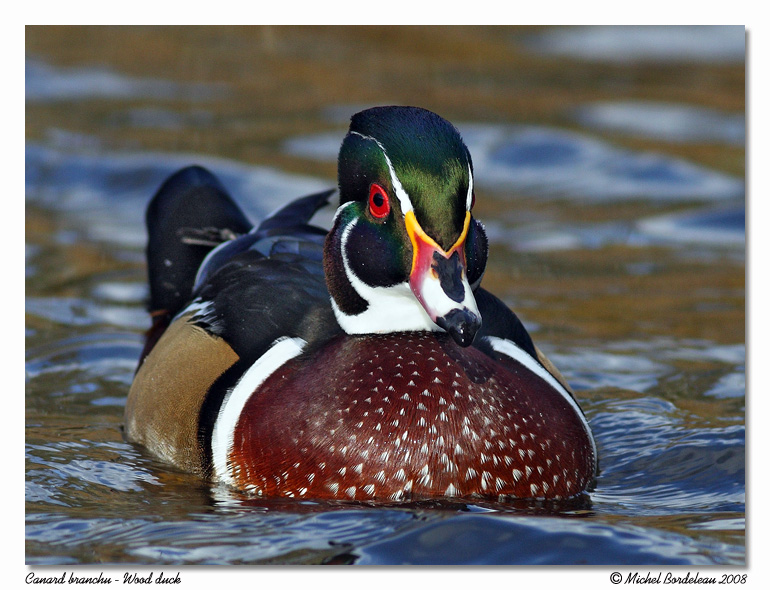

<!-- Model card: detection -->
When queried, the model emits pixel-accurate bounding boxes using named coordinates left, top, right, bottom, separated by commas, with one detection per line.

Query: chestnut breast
left=229, top=332, right=594, bottom=501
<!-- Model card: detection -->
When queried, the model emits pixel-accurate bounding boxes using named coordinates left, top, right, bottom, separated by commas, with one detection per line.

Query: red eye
left=368, top=183, right=390, bottom=219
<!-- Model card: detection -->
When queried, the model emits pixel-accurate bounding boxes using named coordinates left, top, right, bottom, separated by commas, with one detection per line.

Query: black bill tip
left=436, top=308, right=481, bottom=347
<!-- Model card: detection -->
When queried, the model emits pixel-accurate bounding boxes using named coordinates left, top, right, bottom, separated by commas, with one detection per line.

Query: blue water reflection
left=573, top=102, right=745, bottom=145
left=522, top=26, right=745, bottom=64
left=285, top=123, right=744, bottom=202
left=26, top=58, right=226, bottom=103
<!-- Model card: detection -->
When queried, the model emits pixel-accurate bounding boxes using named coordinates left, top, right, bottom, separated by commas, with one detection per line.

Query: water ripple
left=25, top=144, right=330, bottom=248
left=353, top=513, right=735, bottom=565
left=522, top=26, right=745, bottom=64
left=285, top=123, right=744, bottom=202
left=573, top=101, right=745, bottom=145
left=26, top=58, right=227, bottom=102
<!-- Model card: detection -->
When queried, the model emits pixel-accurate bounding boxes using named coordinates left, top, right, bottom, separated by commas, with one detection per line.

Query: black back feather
left=145, top=165, right=252, bottom=316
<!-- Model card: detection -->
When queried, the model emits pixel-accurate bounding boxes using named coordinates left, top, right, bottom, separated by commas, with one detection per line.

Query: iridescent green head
left=325, top=106, right=488, bottom=347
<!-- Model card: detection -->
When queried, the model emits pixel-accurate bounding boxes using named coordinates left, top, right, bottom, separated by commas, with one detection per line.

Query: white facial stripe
left=338, top=217, right=435, bottom=331
left=486, top=336, right=598, bottom=472
left=332, top=216, right=437, bottom=334
left=211, top=337, right=306, bottom=486
left=332, top=199, right=355, bottom=222
left=349, top=131, right=413, bottom=214
left=466, top=164, right=474, bottom=210
left=332, top=215, right=480, bottom=336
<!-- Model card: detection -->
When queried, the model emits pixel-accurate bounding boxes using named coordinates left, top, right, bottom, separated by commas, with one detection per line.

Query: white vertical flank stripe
left=211, top=337, right=307, bottom=486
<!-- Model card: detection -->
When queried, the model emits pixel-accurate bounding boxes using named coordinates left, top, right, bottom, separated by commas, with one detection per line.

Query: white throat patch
left=331, top=215, right=439, bottom=335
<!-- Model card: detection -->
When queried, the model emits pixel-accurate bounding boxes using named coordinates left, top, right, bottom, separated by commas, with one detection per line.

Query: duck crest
left=126, top=106, right=597, bottom=502
left=340, top=106, right=471, bottom=249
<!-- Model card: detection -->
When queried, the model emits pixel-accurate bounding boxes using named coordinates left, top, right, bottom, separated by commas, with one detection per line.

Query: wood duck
left=125, top=106, right=597, bottom=502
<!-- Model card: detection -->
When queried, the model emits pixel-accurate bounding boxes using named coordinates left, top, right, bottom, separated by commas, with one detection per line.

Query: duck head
left=324, top=106, right=489, bottom=347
